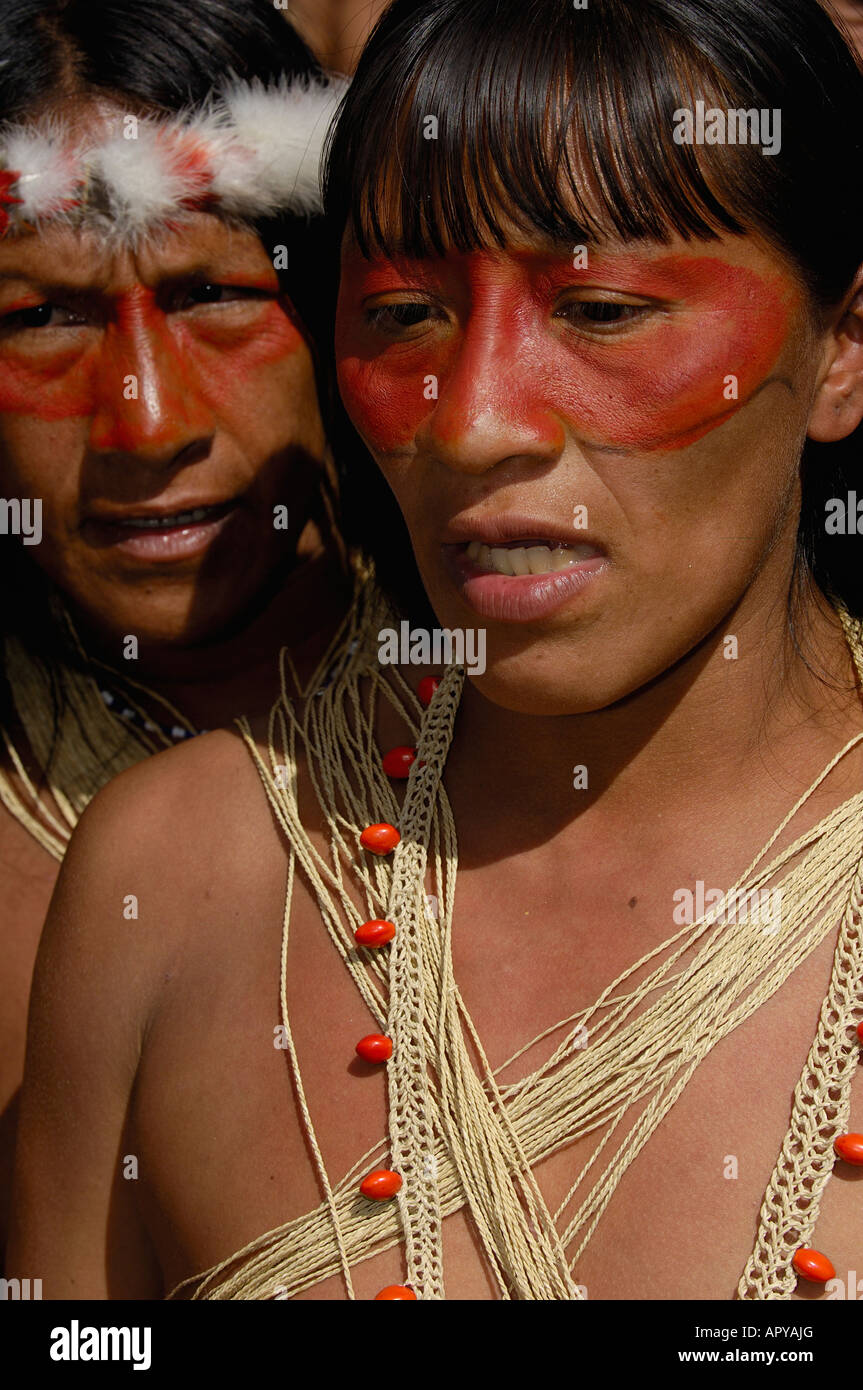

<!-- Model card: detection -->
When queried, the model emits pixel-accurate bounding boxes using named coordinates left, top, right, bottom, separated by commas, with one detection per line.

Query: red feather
left=0, top=170, right=23, bottom=234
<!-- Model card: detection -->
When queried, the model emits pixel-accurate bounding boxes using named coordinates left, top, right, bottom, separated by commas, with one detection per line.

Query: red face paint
left=335, top=247, right=795, bottom=458
left=0, top=281, right=304, bottom=452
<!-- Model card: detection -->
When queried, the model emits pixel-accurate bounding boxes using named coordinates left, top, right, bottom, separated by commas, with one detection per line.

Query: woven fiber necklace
left=181, top=575, right=863, bottom=1301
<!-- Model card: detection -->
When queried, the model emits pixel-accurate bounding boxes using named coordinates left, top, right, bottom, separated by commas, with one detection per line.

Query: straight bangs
left=325, top=0, right=806, bottom=263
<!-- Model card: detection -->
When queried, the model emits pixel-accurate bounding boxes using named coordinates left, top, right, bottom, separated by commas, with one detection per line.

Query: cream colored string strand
left=182, top=783, right=856, bottom=1301
left=380, top=660, right=466, bottom=1300
left=378, top=665, right=583, bottom=1298
left=559, top=884, right=852, bottom=1265
left=275, top=832, right=357, bottom=1299
left=184, top=603, right=861, bottom=1295
left=420, top=727, right=863, bottom=1292
left=168, top=797, right=857, bottom=1300
left=502, top=815, right=859, bottom=1218
left=445, top=805, right=858, bottom=1286
left=261, top=673, right=359, bottom=1299
left=518, top=811, right=859, bottom=1152
left=309, top=623, right=863, bottom=1296
left=738, top=840, right=863, bottom=1298
left=239, top=721, right=389, bottom=1029
left=497, top=732, right=863, bottom=1094
left=740, top=609, right=863, bottom=1299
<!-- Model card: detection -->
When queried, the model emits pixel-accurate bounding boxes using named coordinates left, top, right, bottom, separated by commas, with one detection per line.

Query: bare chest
left=133, top=844, right=862, bottom=1301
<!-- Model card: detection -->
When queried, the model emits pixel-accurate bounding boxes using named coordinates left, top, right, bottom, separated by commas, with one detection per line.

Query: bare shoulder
left=75, top=723, right=270, bottom=843
left=7, top=724, right=284, bottom=1295
left=29, top=723, right=285, bottom=1079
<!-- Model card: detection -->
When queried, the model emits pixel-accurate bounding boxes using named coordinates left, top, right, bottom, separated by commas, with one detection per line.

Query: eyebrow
left=0, top=262, right=276, bottom=294
left=0, top=268, right=114, bottom=294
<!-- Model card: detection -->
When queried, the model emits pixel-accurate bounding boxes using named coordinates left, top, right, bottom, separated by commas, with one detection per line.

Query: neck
left=86, top=530, right=352, bottom=730
left=447, top=570, right=860, bottom=856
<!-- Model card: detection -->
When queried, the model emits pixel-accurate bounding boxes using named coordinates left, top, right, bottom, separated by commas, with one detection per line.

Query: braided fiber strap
left=383, top=662, right=465, bottom=1300
left=168, top=595, right=863, bottom=1301
left=738, top=839, right=863, bottom=1298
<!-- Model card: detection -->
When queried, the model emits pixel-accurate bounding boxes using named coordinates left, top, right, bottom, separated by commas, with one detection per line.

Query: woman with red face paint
left=0, top=0, right=356, bottom=1270
left=8, top=0, right=863, bottom=1308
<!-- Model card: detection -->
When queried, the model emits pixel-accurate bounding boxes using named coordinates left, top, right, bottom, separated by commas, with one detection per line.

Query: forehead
left=0, top=214, right=273, bottom=290
left=340, top=223, right=797, bottom=287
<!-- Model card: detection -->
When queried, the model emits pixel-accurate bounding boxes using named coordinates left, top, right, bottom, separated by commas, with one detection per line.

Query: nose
left=88, top=295, right=214, bottom=468
left=419, top=321, right=565, bottom=475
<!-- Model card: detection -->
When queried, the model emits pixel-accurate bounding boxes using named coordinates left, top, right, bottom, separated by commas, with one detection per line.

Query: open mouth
left=83, top=498, right=241, bottom=563
left=464, top=539, right=600, bottom=577
left=111, top=501, right=235, bottom=531
left=443, top=534, right=608, bottom=623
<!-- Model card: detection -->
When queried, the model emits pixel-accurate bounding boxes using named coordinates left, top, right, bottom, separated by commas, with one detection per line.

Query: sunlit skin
left=335, top=230, right=846, bottom=718
left=340, top=248, right=795, bottom=454
left=0, top=104, right=347, bottom=1270
left=7, top=216, right=863, bottom=1301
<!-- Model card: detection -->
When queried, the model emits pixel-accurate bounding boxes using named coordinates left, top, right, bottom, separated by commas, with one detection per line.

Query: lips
left=84, top=499, right=236, bottom=531
left=439, top=517, right=608, bottom=623
left=81, top=498, right=241, bottom=563
left=442, top=514, right=604, bottom=552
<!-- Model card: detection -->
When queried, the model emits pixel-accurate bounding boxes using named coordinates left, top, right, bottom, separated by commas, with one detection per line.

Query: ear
left=807, top=273, right=863, bottom=443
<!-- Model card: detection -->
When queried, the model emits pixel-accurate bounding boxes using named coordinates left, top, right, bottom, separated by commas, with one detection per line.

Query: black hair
left=1, top=0, right=318, bottom=112
left=0, top=0, right=329, bottom=768
left=324, top=0, right=863, bottom=622
left=1, top=0, right=326, bottom=331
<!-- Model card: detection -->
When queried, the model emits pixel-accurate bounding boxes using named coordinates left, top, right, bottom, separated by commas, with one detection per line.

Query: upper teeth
left=123, top=507, right=215, bottom=530
left=466, top=541, right=595, bottom=576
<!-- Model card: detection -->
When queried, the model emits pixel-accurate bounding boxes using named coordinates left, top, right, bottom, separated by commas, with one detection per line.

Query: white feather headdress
left=0, top=73, right=349, bottom=240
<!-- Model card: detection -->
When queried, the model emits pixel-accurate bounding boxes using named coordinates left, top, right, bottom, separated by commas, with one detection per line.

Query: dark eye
left=187, top=283, right=225, bottom=305
left=366, top=301, right=437, bottom=334
left=580, top=302, right=640, bottom=323
left=0, top=302, right=86, bottom=331
left=555, top=299, right=650, bottom=330
left=18, top=303, right=54, bottom=327
left=385, top=303, right=431, bottom=326
left=173, top=283, right=273, bottom=311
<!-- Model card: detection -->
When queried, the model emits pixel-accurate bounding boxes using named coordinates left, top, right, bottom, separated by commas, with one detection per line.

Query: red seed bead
left=382, top=746, right=417, bottom=779
left=354, top=919, right=396, bottom=949
left=792, top=1248, right=835, bottom=1283
left=857, top=1021, right=863, bottom=1043
left=360, top=822, right=401, bottom=855
left=355, top=1033, right=393, bottom=1063
left=418, top=676, right=440, bottom=707
left=833, top=1132, right=863, bottom=1166
left=360, top=1169, right=403, bottom=1201
left=375, top=1285, right=417, bottom=1300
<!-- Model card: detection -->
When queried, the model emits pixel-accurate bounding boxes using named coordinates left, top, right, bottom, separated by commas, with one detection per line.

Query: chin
left=470, top=664, right=630, bottom=718
left=141, top=605, right=243, bottom=650
left=81, top=590, right=238, bottom=653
